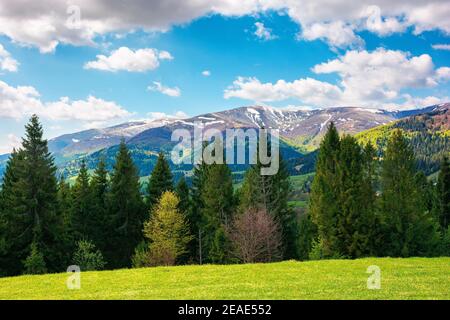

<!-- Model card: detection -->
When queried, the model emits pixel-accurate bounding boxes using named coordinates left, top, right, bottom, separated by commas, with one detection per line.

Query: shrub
left=23, top=242, right=47, bottom=275
left=72, top=240, right=106, bottom=271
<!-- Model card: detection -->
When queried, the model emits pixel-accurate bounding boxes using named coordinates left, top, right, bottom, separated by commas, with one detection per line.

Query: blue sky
left=0, top=0, right=449, bottom=153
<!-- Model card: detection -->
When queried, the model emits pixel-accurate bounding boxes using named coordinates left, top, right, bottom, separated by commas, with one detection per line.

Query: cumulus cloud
left=254, top=22, right=276, bottom=41
left=224, top=48, right=450, bottom=109
left=0, top=80, right=131, bottom=123
left=432, top=44, right=450, bottom=51
left=146, top=111, right=188, bottom=120
left=0, top=134, right=22, bottom=155
left=300, top=21, right=364, bottom=49
left=84, top=47, right=173, bottom=72
left=147, top=81, right=181, bottom=97
left=0, top=44, right=19, bottom=72
left=0, top=1, right=449, bottom=52
left=202, top=70, right=211, bottom=76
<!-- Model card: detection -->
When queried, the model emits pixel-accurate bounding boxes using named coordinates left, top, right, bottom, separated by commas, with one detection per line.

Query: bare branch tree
left=228, top=209, right=282, bottom=263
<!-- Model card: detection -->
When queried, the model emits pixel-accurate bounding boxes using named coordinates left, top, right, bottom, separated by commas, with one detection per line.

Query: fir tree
left=436, top=156, right=450, bottom=230
left=175, top=176, right=190, bottom=215
left=107, top=140, right=145, bottom=268
left=200, top=160, right=234, bottom=263
left=70, top=161, right=93, bottom=240
left=379, top=129, right=440, bottom=257
left=90, top=158, right=109, bottom=251
left=0, top=116, right=64, bottom=274
left=146, top=152, right=173, bottom=209
left=309, top=122, right=341, bottom=257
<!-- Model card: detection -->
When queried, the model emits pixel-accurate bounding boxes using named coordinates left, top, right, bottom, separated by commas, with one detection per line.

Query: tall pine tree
left=0, top=116, right=63, bottom=274
left=379, top=129, right=440, bottom=257
left=90, top=158, right=110, bottom=251
left=436, top=156, right=450, bottom=230
left=309, top=122, right=341, bottom=257
left=146, top=152, right=173, bottom=209
left=107, top=141, right=145, bottom=268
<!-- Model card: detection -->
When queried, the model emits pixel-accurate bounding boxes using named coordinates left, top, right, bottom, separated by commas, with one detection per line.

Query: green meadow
left=1, top=257, right=448, bottom=300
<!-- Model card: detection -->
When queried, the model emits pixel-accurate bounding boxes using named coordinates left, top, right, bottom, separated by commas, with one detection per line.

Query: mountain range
left=0, top=103, right=448, bottom=180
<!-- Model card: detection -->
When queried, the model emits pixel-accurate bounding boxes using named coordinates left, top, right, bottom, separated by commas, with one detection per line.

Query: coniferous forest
left=0, top=116, right=449, bottom=277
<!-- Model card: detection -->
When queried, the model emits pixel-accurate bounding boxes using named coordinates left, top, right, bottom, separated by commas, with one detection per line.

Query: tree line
left=302, top=123, right=450, bottom=259
left=0, top=116, right=449, bottom=277
left=0, top=115, right=296, bottom=276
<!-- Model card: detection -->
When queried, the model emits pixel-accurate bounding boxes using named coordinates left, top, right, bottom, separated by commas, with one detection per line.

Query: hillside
left=356, top=103, right=450, bottom=174
left=0, top=258, right=448, bottom=299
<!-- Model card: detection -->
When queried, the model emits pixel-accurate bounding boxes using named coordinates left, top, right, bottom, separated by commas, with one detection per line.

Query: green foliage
left=89, top=158, right=110, bottom=252
left=200, top=160, right=234, bottom=263
left=131, top=241, right=149, bottom=268
left=70, top=161, right=93, bottom=240
left=436, top=156, right=450, bottom=230
left=72, top=239, right=106, bottom=271
left=379, top=129, right=441, bottom=257
left=143, top=191, right=193, bottom=266
left=0, top=116, right=64, bottom=276
left=23, top=242, right=47, bottom=275
left=146, top=152, right=173, bottom=209
left=106, top=140, right=145, bottom=268
left=297, top=213, right=318, bottom=260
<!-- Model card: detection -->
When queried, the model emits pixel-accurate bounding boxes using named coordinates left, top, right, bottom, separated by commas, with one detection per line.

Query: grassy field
left=0, top=257, right=449, bottom=300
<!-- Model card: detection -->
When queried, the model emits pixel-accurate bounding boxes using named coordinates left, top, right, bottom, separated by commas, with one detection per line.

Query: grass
left=0, top=257, right=449, bottom=300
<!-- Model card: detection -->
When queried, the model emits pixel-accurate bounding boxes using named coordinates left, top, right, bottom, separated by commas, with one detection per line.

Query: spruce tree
left=436, top=156, right=450, bottom=230
left=90, top=158, right=109, bottom=251
left=200, top=160, right=234, bottom=263
left=175, top=176, right=190, bottom=215
left=379, top=130, right=440, bottom=257
left=70, top=161, right=93, bottom=240
left=0, top=116, right=64, bottom=274
left=188, top=160, right=209, bottom=263
left=0, top=150, right=25, bottom=275
left=335, top=135, right=375, bottom=257
left=107, top=140, right=145, bottom=268
left=309, top=122, right=341, bottom=257
left=146, top=152, right=173, bottom=209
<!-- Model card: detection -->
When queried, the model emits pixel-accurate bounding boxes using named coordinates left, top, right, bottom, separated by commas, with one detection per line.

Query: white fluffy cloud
left=202, top=70, right=211, bottom=76
left=254, top=22, right=276, bottom=41
left=84, top=47, right=173, bottom=72
left=0, top=44, right=19, bottom=72
left=0, top=134, right=22, bottom=154
left=147, top=81, right=181, bottom=97
left=300, top=21, right=363, bottom=49
left=0, top=80, right=131, bottom=123
left=146, top=111, right=188, bottom=120
left=0, top=1, right=449, bottom=52
left=224, top=48, right=450, bottom=109
left=432, top=44, right=450, bottom=51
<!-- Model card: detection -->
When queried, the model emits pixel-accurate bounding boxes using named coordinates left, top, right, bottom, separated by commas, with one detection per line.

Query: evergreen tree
left=310, top=122, right=341, bottom=257
left=107, top=140, right=145, bottom=268
left=188, top=159, right=209, bottom=263
left=175, top=176, right=190, bottom=215
left=70, top=161, right=93, bottom=240
left=436, top=156, right=450, bottom=230
left=379, top=129, right=440, bottom=257
left=0, top=150, right=25, bottom=275
left=200, top=160, right=234, bottom=263
left=90, top=158, right=109, bottom=251
left=0, top=116, right=63, bottom=274
left=335, top=135, right=375, bottom=257
left=146, top=152, right=173, bottom=209
left=297, top=213, right=318, bottom=260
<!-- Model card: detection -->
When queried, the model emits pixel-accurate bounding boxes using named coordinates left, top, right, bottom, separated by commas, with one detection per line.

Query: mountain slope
left=356, top=103, right=449, bottom=174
